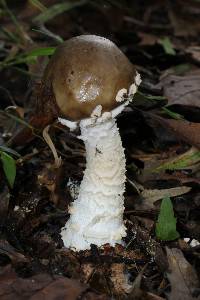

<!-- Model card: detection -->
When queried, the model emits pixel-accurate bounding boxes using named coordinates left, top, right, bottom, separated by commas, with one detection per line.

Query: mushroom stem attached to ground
left=60, top=77, right=141, bottom=251
left=41, top=35, right=141, bottom=251
left=61, top=111, right=126, bottom=250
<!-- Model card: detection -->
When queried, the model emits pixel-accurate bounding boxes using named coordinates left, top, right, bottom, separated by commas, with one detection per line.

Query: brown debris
left=110, top=263, right=132, bottom=294
left=166, top=247, right=200, bottom=300
left=161, top=119, right=200, bottom=149
left=0, top=265, right=109, bottom=300
left=159, top=71, right=200, bottom=109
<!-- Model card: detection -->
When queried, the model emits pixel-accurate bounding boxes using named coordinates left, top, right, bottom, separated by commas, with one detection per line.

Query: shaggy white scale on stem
left=61, top=117, right=127, bottom=250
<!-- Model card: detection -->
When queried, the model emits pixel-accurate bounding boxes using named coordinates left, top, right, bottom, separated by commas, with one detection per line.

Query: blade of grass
left=32, top=28, right=63, bottom=43
left=12, top=66, right=40, bottom=78
left=162, top=107, right=184, bottom=120
left=1, top=0, right=32, bottom=43
left=137, top=91, right=166, bottom=101
left=1, top=27, right=20, bottom=43
left=0, top=146, right=20, bottom=157
left=0, top=110, right=33, bottom=129
left=0, top=46, right=55, bottom=69
left=29, top=0, right=46, bottom=11
left=27, top=47, right=55, bottom=57
left=0, top=110, right=44, bottom=142
left=33, top=0, right=88, bottom=23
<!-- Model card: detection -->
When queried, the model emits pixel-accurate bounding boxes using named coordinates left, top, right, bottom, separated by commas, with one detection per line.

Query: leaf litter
left=0, top=0, right=199, bottom=299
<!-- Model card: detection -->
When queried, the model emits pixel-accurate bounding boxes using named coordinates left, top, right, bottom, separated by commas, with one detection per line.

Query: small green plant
left=156, top=196, right=180, bottom=241
left=159, top=37, right=176, bottom=56
left=0, top=148, right=17, bottom=188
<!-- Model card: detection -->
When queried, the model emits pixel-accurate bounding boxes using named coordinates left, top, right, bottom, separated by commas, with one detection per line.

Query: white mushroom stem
left=61, top=116, right=126, bottom=250
left=60, top=74, right=141, bottom=251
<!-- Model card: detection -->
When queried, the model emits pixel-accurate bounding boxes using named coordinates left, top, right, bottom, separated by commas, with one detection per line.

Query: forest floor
left=0, top=0, right=200, bottom=299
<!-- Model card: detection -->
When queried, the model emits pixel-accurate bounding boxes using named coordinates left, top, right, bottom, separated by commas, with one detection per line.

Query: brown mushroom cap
left=42, top=35, right=135, bottom=121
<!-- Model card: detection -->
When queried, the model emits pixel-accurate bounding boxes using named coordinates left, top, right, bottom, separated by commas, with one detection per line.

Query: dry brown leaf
left=128, top=269, right=165, bottom=300
left=0, top=240, right=28, bottom=265
left=166, top=247, right=200, bottom=300
left=0, top=265, right=108, bottom=300
left=162, top=119, right=200, bottom=149
left=168, top=5, right=200, bottom=37
left=147, top=112, right=200, bottom=149
left=186, top=47, right=200, bottom=64
left=159, top=71, right=200, bottom=108
left=137, top=186, right=191, bottom=209
left=138, top=32, right=158, bottom=46
left=132, top=146, right=200, bottom=184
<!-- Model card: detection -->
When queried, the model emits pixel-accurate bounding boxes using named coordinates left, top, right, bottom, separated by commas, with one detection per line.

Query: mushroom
left=41, top=35, right=141, bottom=251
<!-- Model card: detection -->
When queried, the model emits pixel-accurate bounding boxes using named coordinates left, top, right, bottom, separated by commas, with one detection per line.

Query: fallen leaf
left=153, top=147, right=200, bottom=172
left=138, top=32, right=158, bottom=46
left=128, top=267, right=165, bottom=300
left=132, top=146, right=200, bottom=184
left=162, top=119, right=200, bottom=149
left=146, top=111, right=200, bottom=149
left=166, top=247, right=200, bottom=300
left=141, top=186, right=191, bottom=206
left=0, top=240, right=28, bottom=265
left=159, top=71, right=200, bottom=108
left=0, top=265, right=108, bottom=300
left=186, top=47, right=200, bottom=63
left=168, top=4, right=200, bottom=37
left=133, top=186, right=191, bottom=211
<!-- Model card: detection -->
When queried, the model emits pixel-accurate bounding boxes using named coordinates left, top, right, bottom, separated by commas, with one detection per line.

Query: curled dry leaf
left=166, top=247, right=200, bottom=300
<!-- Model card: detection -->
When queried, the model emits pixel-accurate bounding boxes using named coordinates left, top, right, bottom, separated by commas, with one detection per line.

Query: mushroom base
left=61, top=117, right=127, bottom=251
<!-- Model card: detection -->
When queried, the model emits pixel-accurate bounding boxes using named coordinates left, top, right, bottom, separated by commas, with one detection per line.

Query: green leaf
left=156, top=196, right=180, bottom=241
left=0, top=151, right=16, bottom=188
left=0, top=47, right=56, bottom=69
left=27, top=47, right=56, bottom=57
left=159, top=37, right=176, bottom=56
